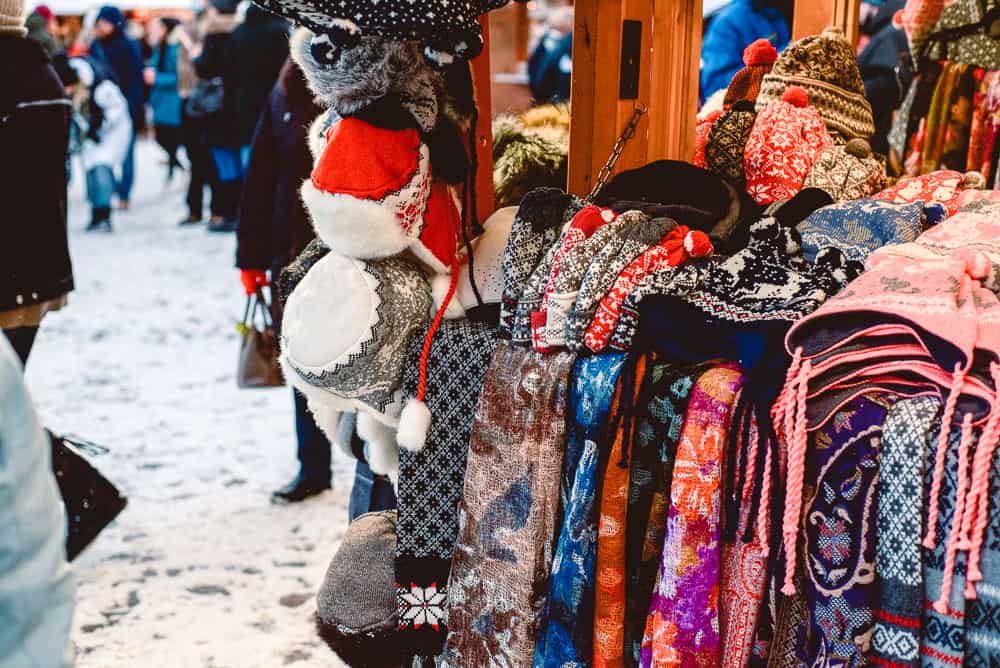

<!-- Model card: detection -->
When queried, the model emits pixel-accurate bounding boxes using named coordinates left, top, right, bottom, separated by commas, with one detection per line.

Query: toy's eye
left=310, top=33, right=340, bottom=66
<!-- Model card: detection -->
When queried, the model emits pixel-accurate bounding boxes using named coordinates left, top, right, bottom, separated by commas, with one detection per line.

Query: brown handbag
left=237, top=287, right=284, bottom=388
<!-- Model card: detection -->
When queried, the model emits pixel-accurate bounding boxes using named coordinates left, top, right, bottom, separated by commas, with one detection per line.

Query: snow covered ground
left=25, top=140, right=352, bottom=667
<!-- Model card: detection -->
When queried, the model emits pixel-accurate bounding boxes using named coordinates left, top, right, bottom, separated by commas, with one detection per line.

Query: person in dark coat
left=0, top=9, right=73, bottom=367
left=195, top=2, right=288, bottom=232
left=91, top=5, right=143, bottom=209
left=858, top=0, right=909, bottom=155
left=235, top=58, right=337, bottom=503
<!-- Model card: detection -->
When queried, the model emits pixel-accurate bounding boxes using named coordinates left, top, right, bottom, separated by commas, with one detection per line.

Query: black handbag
left=184, top=77, right=225, bottom=119
left=48, top=432, right=127, bottom=561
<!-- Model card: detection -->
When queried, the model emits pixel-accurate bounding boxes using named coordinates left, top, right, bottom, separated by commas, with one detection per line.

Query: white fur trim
left=358, top=412, right=399, bottom=476
left=307, top=113, right=332, bottom=162
left=396, top=399, right=432, bottom=452
left=280, top=354, right=404, bottom=427
left=431, top=273, right=465, bottom=320
left=302, top=392, right=342, bottom=445
left=409, top=243, right=452, bottom=275
left=301, top=179, right=413, bottom=258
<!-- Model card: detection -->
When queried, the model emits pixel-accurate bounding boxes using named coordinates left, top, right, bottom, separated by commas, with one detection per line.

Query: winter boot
left=86, top=207, right=112, bottom=232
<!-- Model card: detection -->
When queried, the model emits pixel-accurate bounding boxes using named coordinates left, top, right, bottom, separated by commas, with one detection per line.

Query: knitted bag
left=444, top=345, right=574, bottom=667
left=802, top=138, right=887, bottom=202
left=498, top=188, right=577, bottom=339
left=280, top=253, right=431, bottom=430
left=534, top=353, right=627, bottom=668
left=705, top=101, right=757, bottom=189
left=755, top=26, right=876, bottom=142
left=394, top=318, right=497, bottom=661
left=744, top=87, right=834, bottom=205
left=640, top=364, right=744, bottom=668
left=796, top=199, right=928, bottom=263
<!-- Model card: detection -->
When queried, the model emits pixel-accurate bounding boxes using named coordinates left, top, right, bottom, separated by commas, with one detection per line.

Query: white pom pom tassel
left=397, top=398, right=432, bottom=452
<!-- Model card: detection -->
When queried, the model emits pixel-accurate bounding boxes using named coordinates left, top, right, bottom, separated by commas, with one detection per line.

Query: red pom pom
left=683, top=230, right=714, bottom=258
left=743, top=38, right=778, bottom=66
left=781, top=86, right=809, bottom=108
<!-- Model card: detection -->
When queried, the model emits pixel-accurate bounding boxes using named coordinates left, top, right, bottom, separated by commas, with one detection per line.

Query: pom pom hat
left=724, top=38, right=778, bottom=108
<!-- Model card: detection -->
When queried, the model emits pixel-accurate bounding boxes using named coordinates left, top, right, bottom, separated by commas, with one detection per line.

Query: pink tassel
left=934, top=413, right=973, bottom=613
left=781, top=359, right=811, bottom=596
left=924, top=364, right=965, bottom=549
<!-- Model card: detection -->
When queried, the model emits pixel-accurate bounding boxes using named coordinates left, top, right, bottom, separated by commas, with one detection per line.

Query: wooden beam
left=648, top=0, right=702, bottom=163
left=792, top=0, right=860, bottom=45
left=472, top=18, right=496, bottom=225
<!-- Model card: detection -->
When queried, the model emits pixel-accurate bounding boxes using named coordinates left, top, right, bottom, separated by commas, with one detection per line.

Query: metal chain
left=588, top=103, right=648, bottom=201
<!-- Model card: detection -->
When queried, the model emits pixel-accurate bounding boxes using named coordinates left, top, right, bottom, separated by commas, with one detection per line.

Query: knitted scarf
left=534, top=353, right=626, bottom=668
left=964, top=415, right=1000, bottom=666
left=594, top=354, right=649, bottom=668
left=640, top=364, right=744, bottom=668
left=624, top=360, right=715, bottom=666
left=394, top=319, right=497, bottom=660
left=798, top=392, right=896, bottom=666
left=444, top=344, right=573, bottom=666
left=872, top=397, right=940, bottom=668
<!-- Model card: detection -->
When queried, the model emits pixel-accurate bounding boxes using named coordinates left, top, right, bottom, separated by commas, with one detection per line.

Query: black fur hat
left=259, top=0, right=520, bottom=68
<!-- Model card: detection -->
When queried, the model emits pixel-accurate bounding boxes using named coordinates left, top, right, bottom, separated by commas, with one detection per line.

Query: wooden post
left=792, top=0, right=861, bottom=45
left=647, top=0, right=702, bottom=164
left=567, top=0, right=703, bottom=197
left=472, top=18, right=496, bottom=225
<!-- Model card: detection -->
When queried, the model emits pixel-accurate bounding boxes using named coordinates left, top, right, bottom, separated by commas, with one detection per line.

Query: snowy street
left=24, top=139, right=351, bottom=667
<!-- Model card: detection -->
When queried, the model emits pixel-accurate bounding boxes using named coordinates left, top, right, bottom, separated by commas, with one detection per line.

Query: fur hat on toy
left=724, top=38, right=778, bottom=108
left=803, top=138, right=887, bottom=202
left=316, top=511, right=401, bottom=668
left=744, top=87, right=834, bottom=205
left=280, top=253, right=431, bottom=429
left=756, top=27, right=876, bottom=142
left=258, top=0, right=520, bottom=68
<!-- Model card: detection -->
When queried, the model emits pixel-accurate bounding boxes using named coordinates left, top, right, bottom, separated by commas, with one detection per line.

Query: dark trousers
left=3, top=326, right=39, bottom=367
left=294, top=390, right=332, bottom=484
left=348, top=460, right=397, bottom=521
left=180, top=107, right=218, bottom=219
left=154, top=124, right=183, bottom=170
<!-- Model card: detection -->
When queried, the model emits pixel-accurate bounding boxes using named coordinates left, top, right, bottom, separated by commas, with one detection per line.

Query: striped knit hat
left=756, top=27, right=875, bottom=142
left=0, top=0, right=26, bottom=35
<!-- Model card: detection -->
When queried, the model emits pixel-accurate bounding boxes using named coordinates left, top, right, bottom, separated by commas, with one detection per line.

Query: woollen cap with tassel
left=723, top=38, right=778, bottom=109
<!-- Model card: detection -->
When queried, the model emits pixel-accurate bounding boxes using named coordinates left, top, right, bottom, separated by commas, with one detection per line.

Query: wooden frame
left=476, top=0, right=859, bottom=206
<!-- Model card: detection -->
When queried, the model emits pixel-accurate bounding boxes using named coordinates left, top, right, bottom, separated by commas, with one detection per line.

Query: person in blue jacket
left=146, top=16, right=184, bottom=180
left=700, top=0, right=792, bottom=104
left=91, top=5, right=144, bottom=209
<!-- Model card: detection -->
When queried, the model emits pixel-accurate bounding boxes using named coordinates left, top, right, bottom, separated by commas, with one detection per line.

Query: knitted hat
left=280, top=253, right=431, bottom=428
left=705, top=101, right=757, bottom=188
left=724, top=39, right=779, bottom=108
left=874, top=170, right=986, bottom=216
left=301, top=118, right=460, bottom=274
left=756, top=27, right=876, bottom=142
left=693, top=109, right=723, bottom=168
left=803, top=139, right=888, bottom=202
left=797, top=199, right=927, bottom=263
left=316, top=511, right=401, bottom=668
left=0, top=0, right=26, bottom=35
left=745, top=87, right=834, bottom=205
left=257, top=0, right=517, bottom=67
left=95, top=5, right=124, bottom=28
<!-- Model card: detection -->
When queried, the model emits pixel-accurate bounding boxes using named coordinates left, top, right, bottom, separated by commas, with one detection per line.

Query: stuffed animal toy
left=280, top=27, right=489, bottom=473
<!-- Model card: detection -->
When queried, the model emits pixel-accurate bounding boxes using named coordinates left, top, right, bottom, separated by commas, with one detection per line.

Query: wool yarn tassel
left=924, top=364, right=965, bottom=549
left=780, top=358, right=810, bottom=596
left=934, top=413, right=974, bottom=613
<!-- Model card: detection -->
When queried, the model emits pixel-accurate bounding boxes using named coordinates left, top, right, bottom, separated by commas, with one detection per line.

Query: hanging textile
left=444, top=344, right=574, bottom=667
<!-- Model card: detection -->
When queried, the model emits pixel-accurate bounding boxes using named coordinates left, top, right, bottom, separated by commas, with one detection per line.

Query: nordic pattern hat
left=724, top=38, right=779, bottom=108
left=280, top=253, right=431, bottom=428
left=797, top=199, right=927, bottom=263
left=693, top=109, right=723, bottom=168
left=756, top=27, right=876, bottom=142
left=874, top=169, right=986, bottom=216
left=705, top=101, right=756, bottom=189
left=316, top=511, right=400, bottom=667
left=803, top=139, right=887, bottom=202
left=744, top=87, right=834, bottom=205
left=498, top=188, right=578, bottom=339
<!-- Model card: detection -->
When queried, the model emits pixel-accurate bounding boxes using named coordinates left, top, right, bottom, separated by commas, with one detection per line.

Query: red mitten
left=240, top=269, right=268, bottom=295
